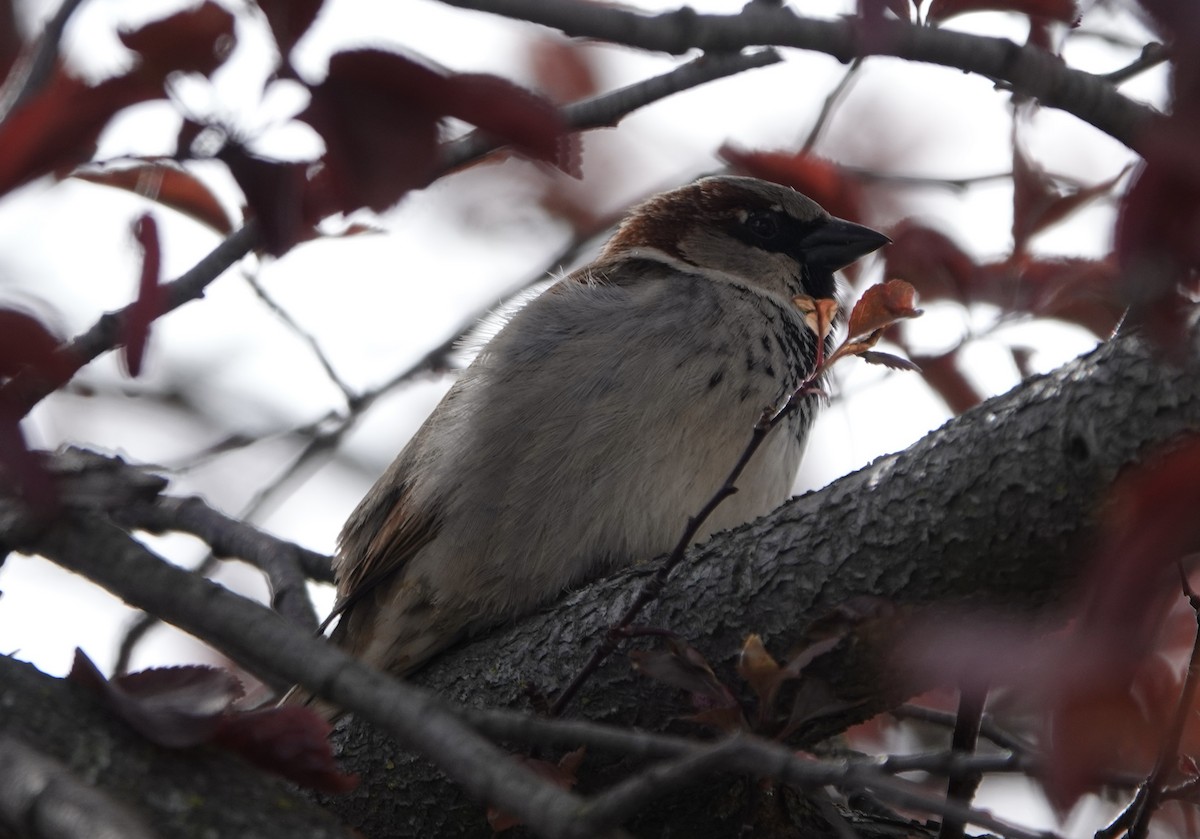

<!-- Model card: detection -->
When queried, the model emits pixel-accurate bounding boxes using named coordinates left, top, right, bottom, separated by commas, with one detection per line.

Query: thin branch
left=801, top=56, right=864, bottom=154
left=891, top=703, right=1037, bottom=755
left=18, top=512, right=625, bottom=839
left=440, top=48, right=782, bottom=170
left=1124, top=565, right=1200, bottom=839
left=548, top=388, right=815, bottom=716
left=435, top=0, right=1159, bottom=153
left=551, top=306, right=844, bottom=716
left=114, top=493, right=331, bottom=623
left=0, top=221, right=260, bottom=418
left=242, top=270, right=357, bottom=403
left=0, top=732, right=157, bottom=839
left=1100, top=41, right=1169, bottom=85
left=938, top=684, right=989, bottom=839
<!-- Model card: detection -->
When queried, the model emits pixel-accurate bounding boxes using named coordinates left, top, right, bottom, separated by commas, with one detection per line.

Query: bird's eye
left=746, top=211, right=780, bottom=240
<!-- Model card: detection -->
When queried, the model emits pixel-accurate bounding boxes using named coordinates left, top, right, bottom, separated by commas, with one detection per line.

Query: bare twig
left=20, top=512, right=625, bottom=839
left=801, top=56, right=864, bottom=153
left=114, top=493, right=332, bottom=624
left=891, top=703, right=1037, bottom=755
left=0, top=221, right=260, bottom=418
left=1123, top=565, right=1200, bottom=839
left=582, top=739, right=746, bottom=827
left=551, top=288, right=914, bottom=716
left=1100, top=42, right=1169, bottom=85
left=242, top=271, right=357, bottom=403
left=440, top=48, right=782, bottom=170
left=0, top=732, right=157, bottom=839
left=937, top=684, right=989, bottom=839
left=548, top=381, right=821, bottom=716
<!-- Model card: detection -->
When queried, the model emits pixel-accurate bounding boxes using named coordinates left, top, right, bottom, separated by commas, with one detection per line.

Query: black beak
left=801, top=218, right=891, bottom=271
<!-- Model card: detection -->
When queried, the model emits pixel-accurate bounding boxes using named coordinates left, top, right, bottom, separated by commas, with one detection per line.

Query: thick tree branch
left=437, top=0, right=1160, bottom=152
left=323, top=328, right=1200, bottom=836
left=6, top=514, right=622, bottom=839
left=113, top=493, right=332, bottom=626
left=0, top=731, right=156, bottom=839
left=0, top=655, right=350, bottom=839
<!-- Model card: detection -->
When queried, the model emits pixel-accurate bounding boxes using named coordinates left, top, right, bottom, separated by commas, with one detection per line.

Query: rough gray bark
left=3, top=331, right=1198, bottom=838
left=0, top=655, right=350, bottom=839
left=324, top=330, right=1200, bottom=837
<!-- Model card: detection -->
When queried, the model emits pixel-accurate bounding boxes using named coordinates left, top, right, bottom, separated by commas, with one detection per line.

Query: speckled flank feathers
left=290, top=176, right=888, bottom=714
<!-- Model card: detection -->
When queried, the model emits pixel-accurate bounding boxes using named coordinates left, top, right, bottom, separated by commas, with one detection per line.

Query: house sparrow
left=320, top=176, right=888, bottom=691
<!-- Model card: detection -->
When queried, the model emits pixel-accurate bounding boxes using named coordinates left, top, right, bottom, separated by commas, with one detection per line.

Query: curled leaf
left=846, top=279, right=923, bottom=342
left=861, top=350, right=921, bottom=372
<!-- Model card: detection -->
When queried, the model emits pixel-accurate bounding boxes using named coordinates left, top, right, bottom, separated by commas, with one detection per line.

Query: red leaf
left=441, top=72, right=567, bottom=166
left=974, top=257, right=1124, bottom=336
left=0, top=412, right=55, bottom=512
left=630, top=636, right=743, bottom=725
left=845, top=279, right=922, bottom=341
left=74, top=163, right=233, bottom=234
left=926, top=0, right=1079, bottom=24
left=299, top=50, right=442, bottom=215
left=68, top=650, right=242, bottom=748
left=737, top=634, right=780, bottom=709
left=218, top=143, right=317, bottom=256
left=720, top=145, right=866, bottom=224
left=255, top=0, right=324, bottom=63
left=1012, top=144, right=1128, bottom=253
left=213, top=706, right=359, bottom=793
left=0, top=67, right=157, bottom=198
left=1115, top=138, right=1200, bottom=351
left=1083, top=438, right=1200, bottom=640
left=118, top=1, right=235, bottom=79
left=0, top=308, right=64, bottom=380
left=883, top=221, right=977, bottom=302
left=529, top=37, right=600, bottom=104
left=123, top=214, right=162, bottom=377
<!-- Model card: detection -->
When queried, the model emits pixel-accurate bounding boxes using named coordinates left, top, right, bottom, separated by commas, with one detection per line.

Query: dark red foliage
left=123, top=213, right=163, bottom=378
left=75, top=163, right=234, bottom=234
left=214, top=707, right=359, bottom=793
left=255, top=0, right=325, bottom=66
left=68, top=650, right=357, bottom=793
left=118, top=1, right=235, bottom=79
left=721, top=145, right=866, bottom=224
left=1114, top=3, right=1200, bottom=348
left=900, top=437, right=1200, bottom=811
left=298, top=50, right=567, bottom=222
left=1012, top=143, right=1127, bottom=254
left=0, top=3, right=235, bottom=200
left=218, top=143, right=318, bottom=256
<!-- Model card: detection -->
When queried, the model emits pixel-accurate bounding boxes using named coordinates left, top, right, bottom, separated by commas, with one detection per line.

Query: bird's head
left=602, top=175, right=890, bottom=303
